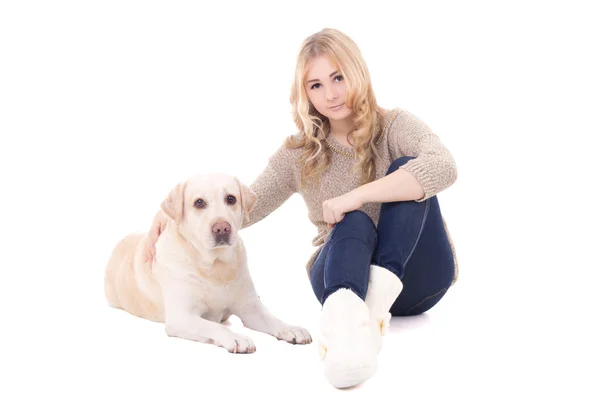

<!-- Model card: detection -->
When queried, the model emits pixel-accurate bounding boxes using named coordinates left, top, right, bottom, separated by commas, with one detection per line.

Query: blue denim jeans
left=309, top=157, right=456, bottom=316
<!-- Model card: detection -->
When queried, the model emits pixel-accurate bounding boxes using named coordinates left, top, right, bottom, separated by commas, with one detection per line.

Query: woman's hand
left=322, top=192, right=363, bottom=228
left=145, top=210, right=168, bottom=263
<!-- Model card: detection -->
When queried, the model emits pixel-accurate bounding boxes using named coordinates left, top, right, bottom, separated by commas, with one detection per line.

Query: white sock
left=364, top=265, right=403, bottom=352
left=319, top=288, right=378, bottom=389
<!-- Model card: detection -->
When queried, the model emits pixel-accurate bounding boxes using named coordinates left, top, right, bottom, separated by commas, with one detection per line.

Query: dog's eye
left=226, top=195, right=236, bottom=205
left=194, top=199, right=206, bottom=208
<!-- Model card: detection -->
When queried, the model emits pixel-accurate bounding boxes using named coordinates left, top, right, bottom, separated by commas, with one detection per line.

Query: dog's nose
left=212, top=221, right=231, bottom=235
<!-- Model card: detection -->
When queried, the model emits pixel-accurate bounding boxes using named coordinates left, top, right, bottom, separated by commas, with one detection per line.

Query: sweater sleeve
left=242, top=142, right=298, bottom=229
left=387, top=109, right=458, bottom=202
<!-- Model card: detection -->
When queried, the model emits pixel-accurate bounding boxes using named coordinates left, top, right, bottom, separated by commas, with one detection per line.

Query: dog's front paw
left=218, top=332, right=256, bottom=354
left=275, top=326, right=312, bottom=345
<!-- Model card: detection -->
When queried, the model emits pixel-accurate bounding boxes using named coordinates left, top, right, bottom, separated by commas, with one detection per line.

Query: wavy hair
left=285, top=28, right=384, bottom=187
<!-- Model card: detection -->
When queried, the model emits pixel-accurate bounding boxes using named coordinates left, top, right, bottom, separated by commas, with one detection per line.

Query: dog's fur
left=104, top=172, right=311, bottom=353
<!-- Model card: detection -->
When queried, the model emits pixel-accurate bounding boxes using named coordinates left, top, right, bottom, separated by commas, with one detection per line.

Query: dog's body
left=105, top=233, right=164, bottom=322
left=104, top=172, right=311, bottom=353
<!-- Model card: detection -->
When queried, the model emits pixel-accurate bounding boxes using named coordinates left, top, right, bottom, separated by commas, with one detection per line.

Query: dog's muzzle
left=212, top=221, right=231, bottom=246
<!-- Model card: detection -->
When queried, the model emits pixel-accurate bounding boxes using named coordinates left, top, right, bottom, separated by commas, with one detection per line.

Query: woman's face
left=304, top=55, right=353, bottom=122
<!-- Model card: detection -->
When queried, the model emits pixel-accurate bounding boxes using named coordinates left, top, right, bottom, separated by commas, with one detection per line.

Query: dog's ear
left=235, top=177, right=257, bottom=223
left=161, top=181, right=187, bottom=224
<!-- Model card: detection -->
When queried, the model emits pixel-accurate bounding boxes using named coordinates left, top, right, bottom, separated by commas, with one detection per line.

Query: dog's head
left=160, top=172, right=256, bottom=250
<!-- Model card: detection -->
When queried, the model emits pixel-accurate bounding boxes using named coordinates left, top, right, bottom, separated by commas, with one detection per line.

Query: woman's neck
left=329, top=116, right=356, bottom=148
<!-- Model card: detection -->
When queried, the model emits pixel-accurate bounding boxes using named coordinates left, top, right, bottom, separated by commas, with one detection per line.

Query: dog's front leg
left=234, top=295, right=312, bottom=345
left=165, top=312, right=256, bottom=353
left=162, top=282, right=256, bottom=353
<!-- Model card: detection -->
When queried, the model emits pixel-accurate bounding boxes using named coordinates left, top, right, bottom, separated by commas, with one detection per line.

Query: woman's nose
left=325, top=85, right=338, bottom=101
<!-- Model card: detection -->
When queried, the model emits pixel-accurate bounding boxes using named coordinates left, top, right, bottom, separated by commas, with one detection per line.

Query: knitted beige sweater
left=243, top=108, right=459, bottom=285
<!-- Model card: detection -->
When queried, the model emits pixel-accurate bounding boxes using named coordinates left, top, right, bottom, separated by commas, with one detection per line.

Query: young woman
left=145, top=28, right=458, bottom=389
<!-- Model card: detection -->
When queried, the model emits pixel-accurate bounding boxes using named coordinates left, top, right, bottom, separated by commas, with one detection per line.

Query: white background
left=1, top=1, right=599, bottom=398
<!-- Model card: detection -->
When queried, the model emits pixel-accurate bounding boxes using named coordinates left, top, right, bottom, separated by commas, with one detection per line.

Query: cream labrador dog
left=104, top=172, right=312, bottom=353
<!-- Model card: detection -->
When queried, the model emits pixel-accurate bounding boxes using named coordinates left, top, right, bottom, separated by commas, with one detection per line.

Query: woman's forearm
left=352, top=168, right=425, bottom=204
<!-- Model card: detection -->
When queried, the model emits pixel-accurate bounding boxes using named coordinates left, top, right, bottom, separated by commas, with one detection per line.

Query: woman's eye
left=334, top=75, right=344, bottom=82
left=194, top=199, right=205, bottom=208
left=310, top=83, right=321, bottom=90
left=226, top=195, right=236, bottom=205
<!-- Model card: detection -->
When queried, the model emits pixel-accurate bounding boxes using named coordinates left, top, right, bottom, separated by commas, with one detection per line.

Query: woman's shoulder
left=376, top=107, right=402, bottom=141
left=265, top=133, right=304, bottom=165
left=380, top=107, right=401, bottom=128
left=381, top=107, right=433, bottom=138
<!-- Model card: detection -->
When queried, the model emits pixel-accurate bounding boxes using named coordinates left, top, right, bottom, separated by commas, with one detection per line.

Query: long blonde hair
left=285, top=28, right=384, bottom=187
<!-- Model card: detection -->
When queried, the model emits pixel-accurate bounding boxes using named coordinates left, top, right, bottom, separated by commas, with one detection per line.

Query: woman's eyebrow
left=306, top=70, right=339, bottom=84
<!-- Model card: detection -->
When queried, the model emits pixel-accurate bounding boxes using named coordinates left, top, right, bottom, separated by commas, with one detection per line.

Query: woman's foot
left=319, top=288, right=378, bottom=389
left=364, top=265, right=403, bottom=352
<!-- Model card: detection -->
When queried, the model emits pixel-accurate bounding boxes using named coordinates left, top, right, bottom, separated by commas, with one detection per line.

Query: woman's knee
left=330, top=210, right=377, bottom=247
left=387, top=156, right=416, bottom=175
left=335, top=210, right=377, bottom=235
